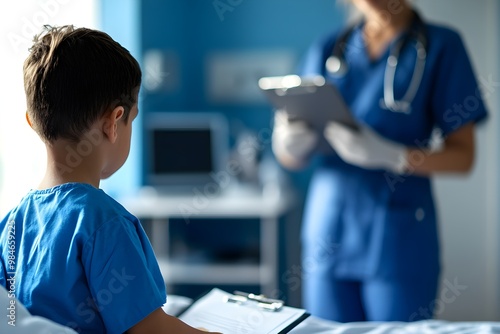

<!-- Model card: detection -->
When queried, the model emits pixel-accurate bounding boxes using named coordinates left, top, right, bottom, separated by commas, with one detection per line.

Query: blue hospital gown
left=0, top=183, right=166, bottom=334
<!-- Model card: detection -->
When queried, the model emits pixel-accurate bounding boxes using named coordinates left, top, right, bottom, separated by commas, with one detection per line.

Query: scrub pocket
left=375, top=206, right=440, bottom=279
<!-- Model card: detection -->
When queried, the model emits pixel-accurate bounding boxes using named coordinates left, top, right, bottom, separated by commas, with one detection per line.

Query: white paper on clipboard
left=178, top=288, right=309, bottom=334
left=259, top=75, right=359, bottom=153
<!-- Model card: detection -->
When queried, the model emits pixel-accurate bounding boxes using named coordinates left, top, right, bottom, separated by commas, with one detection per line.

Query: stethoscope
left=326, top=11, right=428, bottom=114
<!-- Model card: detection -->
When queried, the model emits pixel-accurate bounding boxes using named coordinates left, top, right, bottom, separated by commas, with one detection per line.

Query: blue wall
left=100, top=0, right=142, bottom=198
left=100, top=0, right=347, bottom=194
left=139, top=0, right=346, bottom=188
left=136, top=1, right=346, bottom=301
left=100, top=0, right=347, bottom=303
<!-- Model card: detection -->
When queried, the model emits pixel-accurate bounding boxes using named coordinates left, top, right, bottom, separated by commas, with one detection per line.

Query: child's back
left=0, top=183, right=165, bottom=333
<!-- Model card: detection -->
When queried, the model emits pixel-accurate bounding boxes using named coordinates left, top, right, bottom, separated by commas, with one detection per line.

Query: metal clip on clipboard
left=223, top=290, right=284, bottom=312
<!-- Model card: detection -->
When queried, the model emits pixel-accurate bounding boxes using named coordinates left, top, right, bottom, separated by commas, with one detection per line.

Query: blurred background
left=0, top=0, right=499, bottom=321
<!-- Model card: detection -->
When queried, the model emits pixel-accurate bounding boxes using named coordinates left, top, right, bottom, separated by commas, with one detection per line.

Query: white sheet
left=290, top=317, right=500, bottom=334
left=0, top=285, right=77, bottom=334
left=164, top=295, right=500, bottom=334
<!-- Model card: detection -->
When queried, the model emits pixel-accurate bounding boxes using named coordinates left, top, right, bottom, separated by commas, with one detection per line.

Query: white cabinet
left=119, top=185, right=294, bottom=296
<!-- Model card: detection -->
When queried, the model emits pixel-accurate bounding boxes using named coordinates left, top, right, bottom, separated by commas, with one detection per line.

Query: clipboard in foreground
left=178, top=288, right=310, bottom=334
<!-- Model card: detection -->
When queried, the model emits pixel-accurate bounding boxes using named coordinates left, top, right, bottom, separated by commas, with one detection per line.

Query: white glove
left=324, top=122, right=408, bottom=173
left=272, top=111, right=318, bottom=161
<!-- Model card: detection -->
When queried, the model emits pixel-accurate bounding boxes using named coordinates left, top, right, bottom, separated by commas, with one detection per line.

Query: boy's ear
left=26, top=112, right=33, bottom=128
left=102, top=106, right=125, bottom=143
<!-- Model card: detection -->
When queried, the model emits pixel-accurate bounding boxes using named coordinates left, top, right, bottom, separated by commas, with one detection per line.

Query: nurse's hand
left=272, top=110, right=318, bottom=165
left=324, top=122, right=408, bottom=173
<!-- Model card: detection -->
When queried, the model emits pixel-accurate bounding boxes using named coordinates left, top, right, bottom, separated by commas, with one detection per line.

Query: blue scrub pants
left=303, top=274, right=439, bottom=322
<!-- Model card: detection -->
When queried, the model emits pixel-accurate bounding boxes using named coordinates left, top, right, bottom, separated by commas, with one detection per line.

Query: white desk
left=119, top=184, right=294, bottom=295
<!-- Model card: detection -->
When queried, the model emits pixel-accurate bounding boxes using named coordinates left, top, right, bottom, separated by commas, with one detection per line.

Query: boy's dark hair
left=24, top=25, right=141, bottom=142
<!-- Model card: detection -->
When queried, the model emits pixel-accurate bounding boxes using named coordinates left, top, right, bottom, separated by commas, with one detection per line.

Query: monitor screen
left=152, top=128, right=213, bottom=174
left=145, top=112, right=228, bottom=188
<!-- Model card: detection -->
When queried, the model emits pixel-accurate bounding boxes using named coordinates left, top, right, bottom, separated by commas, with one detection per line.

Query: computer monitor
left=145, top=112, right=229, bottom=189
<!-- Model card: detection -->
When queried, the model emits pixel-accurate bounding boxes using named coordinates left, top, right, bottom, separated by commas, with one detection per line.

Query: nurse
left=272, top=0, right=487, bottom=322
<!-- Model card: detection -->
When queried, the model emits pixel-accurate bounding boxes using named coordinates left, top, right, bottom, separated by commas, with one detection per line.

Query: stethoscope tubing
left=326, top=11, right=428, bottom=114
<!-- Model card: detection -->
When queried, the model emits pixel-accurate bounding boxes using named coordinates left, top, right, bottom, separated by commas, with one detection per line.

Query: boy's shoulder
left=30, top=182, right=117, bottom=206
left=50, top=183, right=135, bottom=222
left=3, top=183, right=137, bottom=233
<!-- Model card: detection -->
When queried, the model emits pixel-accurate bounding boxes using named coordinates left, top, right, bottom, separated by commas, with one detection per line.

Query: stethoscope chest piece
left=326, top=56, right=347, bottom=77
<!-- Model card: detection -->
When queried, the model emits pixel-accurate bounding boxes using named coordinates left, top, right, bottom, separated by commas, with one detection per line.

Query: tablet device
left=258, top=75, right=358, bottom=153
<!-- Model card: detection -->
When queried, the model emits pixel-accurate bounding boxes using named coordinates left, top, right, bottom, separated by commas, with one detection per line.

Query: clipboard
left=178, top=288, right=310, bottom=334
left=259, top=75, right=359, bottom=153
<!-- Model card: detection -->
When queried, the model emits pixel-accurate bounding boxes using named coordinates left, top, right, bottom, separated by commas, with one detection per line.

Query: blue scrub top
left=300, top=19, right=487, bottom=280
left=0, top=183, right=167, bottom=334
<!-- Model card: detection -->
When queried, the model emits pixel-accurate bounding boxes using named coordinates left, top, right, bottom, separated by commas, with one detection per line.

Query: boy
left=0, top=25, right=219, bottom=334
